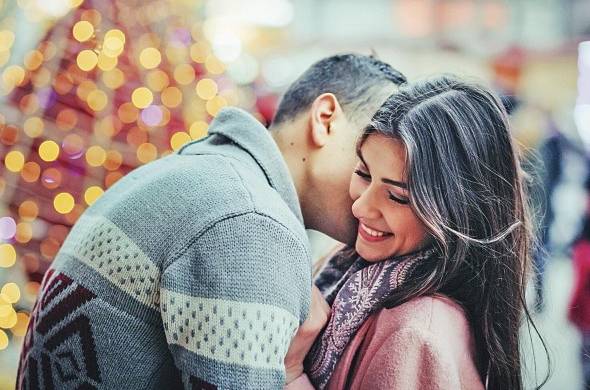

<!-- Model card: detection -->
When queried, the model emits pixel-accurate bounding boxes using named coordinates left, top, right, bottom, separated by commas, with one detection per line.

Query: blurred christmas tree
left=0, top=0, right=277, bottom=384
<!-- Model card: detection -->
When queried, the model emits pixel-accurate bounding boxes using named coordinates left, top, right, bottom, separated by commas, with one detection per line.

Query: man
left=17, top=54, right=406, bottom=389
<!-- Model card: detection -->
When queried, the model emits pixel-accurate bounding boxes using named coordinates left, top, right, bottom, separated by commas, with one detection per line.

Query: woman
left=285, top=75, right=547, bottom=389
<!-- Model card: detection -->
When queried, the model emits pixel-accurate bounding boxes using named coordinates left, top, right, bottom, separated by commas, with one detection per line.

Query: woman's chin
left=355, top=242, right=390, bottom=263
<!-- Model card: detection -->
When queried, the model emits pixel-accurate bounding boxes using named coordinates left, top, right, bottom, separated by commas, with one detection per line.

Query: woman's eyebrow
left=358, top=148, right=408, bottom=189
left=381, top=178, right=407, bottom=189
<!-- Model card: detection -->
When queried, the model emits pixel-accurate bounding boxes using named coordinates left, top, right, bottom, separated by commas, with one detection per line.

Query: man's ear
left=308, top=93, right=342, bottom=148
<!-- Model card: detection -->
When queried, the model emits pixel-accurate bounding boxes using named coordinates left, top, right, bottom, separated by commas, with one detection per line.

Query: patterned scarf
left=304, top=247, right=437, bottom=389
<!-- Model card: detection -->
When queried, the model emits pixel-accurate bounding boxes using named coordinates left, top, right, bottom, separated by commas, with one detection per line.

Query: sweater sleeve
left=159, top=212, right=312, bottom=389
left=360, top=326, right=461, bottom=390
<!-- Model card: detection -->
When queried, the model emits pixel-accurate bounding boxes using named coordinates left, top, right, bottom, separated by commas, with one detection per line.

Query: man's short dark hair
left=271, top=53, right=406, bottom=126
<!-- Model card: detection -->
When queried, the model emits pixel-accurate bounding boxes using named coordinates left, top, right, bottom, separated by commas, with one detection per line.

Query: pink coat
left=288, top=295, right=485, bottom=390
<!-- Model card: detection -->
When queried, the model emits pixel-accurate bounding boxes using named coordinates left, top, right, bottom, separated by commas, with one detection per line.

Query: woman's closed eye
left=355, top=169, right=410, bottom=205
left=354, top=169, right=371, bottom=181
left=387, top=190, right=409, bottom=205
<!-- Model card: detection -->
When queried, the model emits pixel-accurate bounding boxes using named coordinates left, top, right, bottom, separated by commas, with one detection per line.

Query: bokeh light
left=132, top=87, right=154, bottom=109
left=0, top=244, right=16, bottom=268
left=76, top=49, right=99, bottom=71
left=170, top=131, right=192, bottom=151
left=196, top=78, right=218, bottom=100
left=53, top=192, right=75, bottom=214
left=0, top=217, right=16, bottom=240
left=140, top=47, right=162, bottom=69
left=4, top=150, right=25, bottom=172
left=84, top=186, right=104, bottom=205
left=38, top=140, right=60, bottom=162
left=72, top=20, right=94, bottom=42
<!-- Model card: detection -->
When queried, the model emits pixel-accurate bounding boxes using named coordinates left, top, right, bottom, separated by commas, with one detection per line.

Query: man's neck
left=270, top=122, right=309, bottom=226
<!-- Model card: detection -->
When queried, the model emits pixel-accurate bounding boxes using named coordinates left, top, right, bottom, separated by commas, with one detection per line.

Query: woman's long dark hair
left=362, top=75, right=549, bottom=390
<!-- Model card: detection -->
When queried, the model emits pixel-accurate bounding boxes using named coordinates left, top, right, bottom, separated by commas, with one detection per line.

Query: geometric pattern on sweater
left=59, top=214, right=160, bottom=310
left=17, top=268, right=101, bottom=390
left=161, top=289, right=299, bottom=370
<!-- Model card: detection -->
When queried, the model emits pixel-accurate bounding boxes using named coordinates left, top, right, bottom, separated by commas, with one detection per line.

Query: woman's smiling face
left=350, top=133, right=430, bottom=261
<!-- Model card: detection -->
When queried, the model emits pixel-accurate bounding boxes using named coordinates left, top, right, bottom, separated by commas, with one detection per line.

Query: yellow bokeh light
left=136, top=143, right=158, bottom=164
left=131, top=87, right=153, bottom=109
left=18, top=200, right=38, bottom=221
left=0, top=30, right=15, bottom=51
left=139, top=47, right=162, bottom=69
left=72, top=20, right=94, bottom=42
left=77, top=80, right=97, bottom=101
left=102, top=68, right=125, bottom=90
left=118, top=102, right=139, bottom=123
left=0, top=244, right=16, bottom=268
left=23, top=117, right=44, bottom=138
left=161, top=86, right=183, bottom=108
left=102, top=30, right=126, bottom=58
left=170, top=132, right=192, bottom=151
left=0, top=307, right=17, bottom=329
left=0, top=329, right=8, bottom=350
left=196, top=78, right=218, bottom=100
left=0, top=295, right=9, bottom=318
left=39, top=140, right=60, bottom=162
left=1, top=283, right=20, bottom=304
left=70, top=0, right=85, bottom=7
left=189, top=121, right=209, bottom=140
left=97, top=52, right=118, bottom=71
left=165, top=46, right=185, bottom=64
left=54, top=192, right=75, bottom=214
left=84, top=186, right=104, bottom=206
left=87, top=89, right=108, bottom=111
left=11, top=313, right=29, bottom=337
left=205, top=55, right=225, bottom=75
left=4, top=150, right=25, bottom=172
left=77, top=49, right=98, bottom=71
left=24, top=50, right=44, bottom=71
left=2, top=65, right=25, bottom=89
left=173, top=64, right=195, bottom=85
left=104, top=29, right=126, bottom=44
left=32, top=67, right=51, bottom=88
left=15, top=222, right=33, bottom=244
left=190, top=41, right=210, bottom=63
left=206, top=95, right=228, bottom=117
left=146, top=70, right=169, bottom=91
left=86, top=145, right=107, bottom=167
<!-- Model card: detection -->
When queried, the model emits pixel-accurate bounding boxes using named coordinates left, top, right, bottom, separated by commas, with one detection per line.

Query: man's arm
left=160, top=212, right=312, bottom=389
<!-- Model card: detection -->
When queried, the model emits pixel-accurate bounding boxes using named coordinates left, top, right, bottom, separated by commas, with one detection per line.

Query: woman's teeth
left=361, top=223, right=389, bottom=237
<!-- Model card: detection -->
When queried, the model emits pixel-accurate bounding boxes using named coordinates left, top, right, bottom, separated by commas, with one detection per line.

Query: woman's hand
left=284, top=285, right=331, bottom=384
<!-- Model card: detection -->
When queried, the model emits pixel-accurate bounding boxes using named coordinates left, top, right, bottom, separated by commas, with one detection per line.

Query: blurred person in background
left=569, top=172, right=590, bottom=390
left=286, top=75, right=549, bottom=390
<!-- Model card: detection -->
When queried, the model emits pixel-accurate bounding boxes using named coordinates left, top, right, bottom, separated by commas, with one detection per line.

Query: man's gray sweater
left=17, top=107, right=312, bottom=389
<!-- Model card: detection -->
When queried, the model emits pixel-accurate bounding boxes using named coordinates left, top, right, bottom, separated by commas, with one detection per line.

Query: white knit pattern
left=161, top=289, right=299, bottom=370
left=60, top=214, right=160, bottom=309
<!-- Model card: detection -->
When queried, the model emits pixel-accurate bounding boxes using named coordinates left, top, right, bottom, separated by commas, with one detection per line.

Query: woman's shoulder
left=371, top=294, right=472, bottom=345
left=351, top=295, right=483, bottom=390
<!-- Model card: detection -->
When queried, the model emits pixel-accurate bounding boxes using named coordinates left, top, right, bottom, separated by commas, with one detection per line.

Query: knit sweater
left=17, top=108, right=312, bottom=389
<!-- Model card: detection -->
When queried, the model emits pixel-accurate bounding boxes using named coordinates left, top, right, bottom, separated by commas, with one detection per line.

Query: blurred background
left=0, top=0, right=589, bottom=388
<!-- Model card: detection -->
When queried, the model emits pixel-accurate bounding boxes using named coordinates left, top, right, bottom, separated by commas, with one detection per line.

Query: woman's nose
left=351, top=188, right=381, bottom=221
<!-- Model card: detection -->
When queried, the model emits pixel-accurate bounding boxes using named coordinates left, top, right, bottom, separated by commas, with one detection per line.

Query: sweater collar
left=207, top=107, right=304, bottom=225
